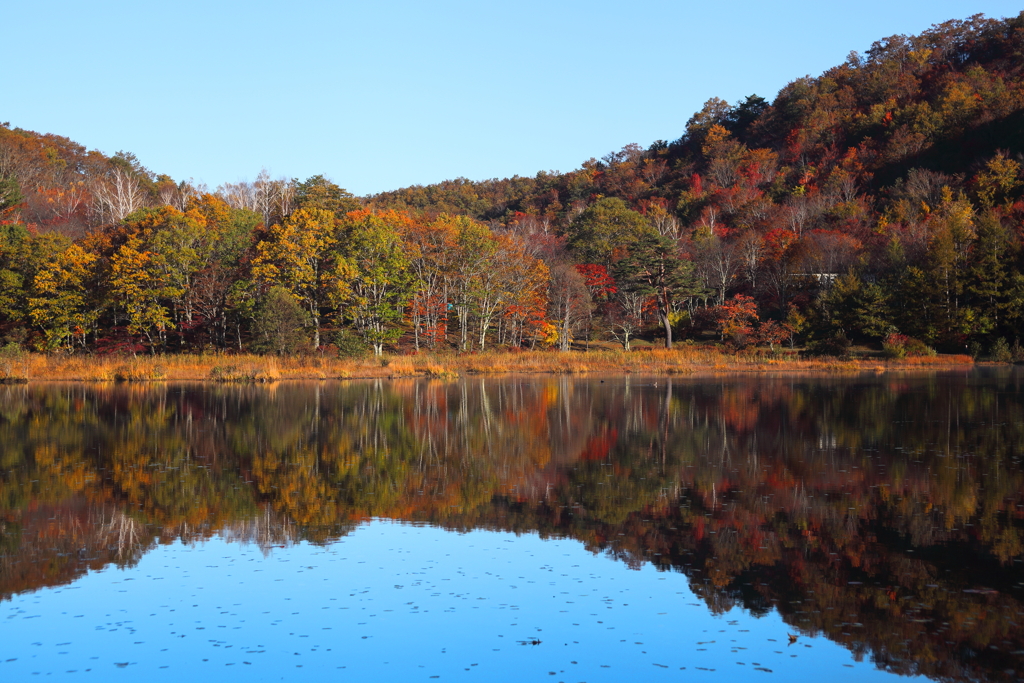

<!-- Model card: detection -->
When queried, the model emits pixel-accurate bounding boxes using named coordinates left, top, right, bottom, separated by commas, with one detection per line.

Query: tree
left=691, top=228, right=739, bottom=305
left=0, top=228, right=71, bottom=339
left=500, top=258, right=549, bottom=349
left=115, top=199, right=250, bottom=348
left=813, top=272, right=891, bottom=341
left=565, top=197, right=653, bottom=265
left=759, top=228, right=799, bottom=312
left=613, top=232, right=696, bottom=349
left=800, top=230, right=862, bottom=281
left=713, top=294, right=759, bottom=344
left=294, top=175, right=361, bottom=217
left=254, top=169, right=293, bottom=227
left=450, top=218, right=497, bottom=350
left=220, top=171, right=295, bottom=227
left=108, top=237, right=174, bottom=352
left=972, top=152, right=1022, bottom=209
left=29, top=244, right=99, bottom=350
left=341, top=211, right=416, bottom=355
left=607, top=289, right=649, bottom=351
left=469, top=234, right=548, bottom=350
left=754, top=319, right=791, bottom=352
left=737, top=230, right=765, bottom=293
left=965, top=211, right=1014, bottom=338
left=685, top=97, right=733, bottom=139
left=252, top=207, right=353, bottom=349
left=726, top=94, right=769, bottom=138
left=91, top=165, right=147, bottom=223
left=142, top=206, right=212, bottom=328
left=547, top=264, right=591, bottom=351
left=574, top=263, right=617, bottom=346
left=401, top=214, right=458, bottom=349
left=189, top=200, right=261, bottom=348
left=574, top=264, right=617, bottom=302
left=0, top=175, right=24, bottom=220
left=0, top=222, right=32, bottom=326
left=909, top=188, right=976, bottom=347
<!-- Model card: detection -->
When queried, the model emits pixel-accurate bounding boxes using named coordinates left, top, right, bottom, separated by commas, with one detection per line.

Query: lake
left=1, top=370, right=1023, bottom=681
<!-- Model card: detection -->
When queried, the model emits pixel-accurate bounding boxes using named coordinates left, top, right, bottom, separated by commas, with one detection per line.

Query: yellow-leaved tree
left=108, top=237, right=176, bottom=352
left=29, top=244, right=99, bottom=351
left=252, top=207, right=354, bottom=348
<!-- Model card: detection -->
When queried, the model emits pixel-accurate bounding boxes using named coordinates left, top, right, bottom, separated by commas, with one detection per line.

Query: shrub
left=334, top=328, right=370, bottom=358
left=252, top=287, right=310, bottom=356
left=882, top=333, right=934, bottom=359
left=991, top=337, right=1013, bottom=363
left=882, top=333, right=909, bottom=359
left=805, top=334, right=851, bottom=358
left=904, top=338, right=936, bottom=357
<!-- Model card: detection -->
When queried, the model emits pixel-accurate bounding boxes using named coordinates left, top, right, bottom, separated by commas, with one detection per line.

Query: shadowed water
left=1, top=370, right=1023, bottom=681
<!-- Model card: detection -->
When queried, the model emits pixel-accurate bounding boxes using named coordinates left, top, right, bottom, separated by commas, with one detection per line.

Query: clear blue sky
left=5, top=1, right=1022, bottom=196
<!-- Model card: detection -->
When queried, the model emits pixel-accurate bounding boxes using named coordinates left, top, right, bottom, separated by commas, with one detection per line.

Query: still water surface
left=1, top=371, right=1023, bottom=681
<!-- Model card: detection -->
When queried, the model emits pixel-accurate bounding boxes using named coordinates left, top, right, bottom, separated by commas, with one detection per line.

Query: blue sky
left=5, top=1, right=1022, bottom=195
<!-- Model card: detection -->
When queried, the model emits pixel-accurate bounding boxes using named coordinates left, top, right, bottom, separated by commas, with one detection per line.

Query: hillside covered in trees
left=2, top=12, right=1024, bottom=356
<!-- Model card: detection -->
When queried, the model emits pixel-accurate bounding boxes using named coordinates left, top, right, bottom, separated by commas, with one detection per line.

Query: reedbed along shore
left=0, top=348, right=976, bottom=383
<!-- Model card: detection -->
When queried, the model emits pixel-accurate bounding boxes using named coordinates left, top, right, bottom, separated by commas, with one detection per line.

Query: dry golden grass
left=0, top=351, right=31, bottom=383
left=209, top=361, right=280, bottom=383
left=13, top=348, right=976, bottom=382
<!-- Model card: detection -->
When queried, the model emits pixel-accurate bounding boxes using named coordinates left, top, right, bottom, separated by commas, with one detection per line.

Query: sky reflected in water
left=3, top=524, right=894, bottom=681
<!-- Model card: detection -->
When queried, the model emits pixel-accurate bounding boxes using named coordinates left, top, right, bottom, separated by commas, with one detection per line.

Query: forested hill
left=369, top=13, right=1024, bottom=229
left=1, top=12, right=1024, bottom=357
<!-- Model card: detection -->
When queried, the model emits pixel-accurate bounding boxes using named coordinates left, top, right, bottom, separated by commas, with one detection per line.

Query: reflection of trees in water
left=218, top=505, right=337, bottom=554
left=0, top=502, right=342, bottom=600
left=0, top=504, right=151, bottom=598
left=220, top=505, right=288, bottom=551
left=104, top=509, right=144, bottom=564
left=1, top=373, right=1024, bottom=680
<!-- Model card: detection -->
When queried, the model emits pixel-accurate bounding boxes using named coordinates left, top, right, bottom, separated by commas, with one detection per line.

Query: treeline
left=3, top=13, right=1024, bottom=355
left=0, top=184, right=550, bottom=355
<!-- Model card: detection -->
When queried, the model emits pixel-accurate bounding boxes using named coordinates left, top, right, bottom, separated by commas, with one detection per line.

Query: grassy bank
left=0, top=347, right=978, bottom=383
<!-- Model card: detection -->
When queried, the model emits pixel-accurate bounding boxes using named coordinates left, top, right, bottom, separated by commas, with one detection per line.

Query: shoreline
left=0, top=349, right=980, bottom=383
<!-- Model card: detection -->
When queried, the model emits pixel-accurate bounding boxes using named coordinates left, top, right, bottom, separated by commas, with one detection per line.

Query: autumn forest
left=3, top=13, right=1024, bottom=359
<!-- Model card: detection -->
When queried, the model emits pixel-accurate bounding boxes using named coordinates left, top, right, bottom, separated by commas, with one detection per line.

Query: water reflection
left=2, top=371, right=1024, bottom=681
